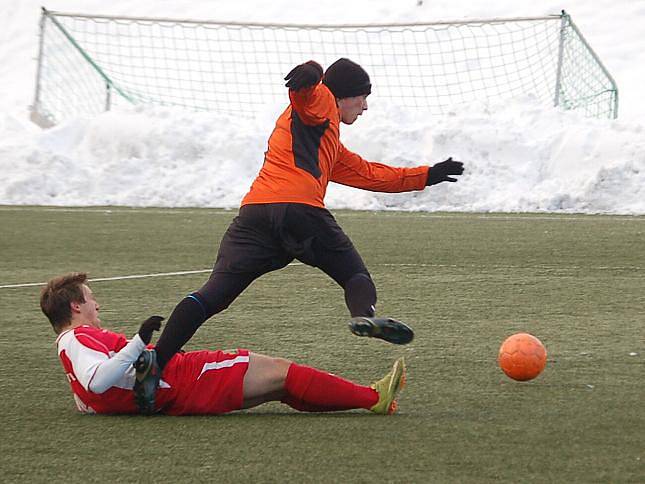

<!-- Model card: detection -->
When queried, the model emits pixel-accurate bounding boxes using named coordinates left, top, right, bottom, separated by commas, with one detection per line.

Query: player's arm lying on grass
left=66, top=317, right=162, bottom=394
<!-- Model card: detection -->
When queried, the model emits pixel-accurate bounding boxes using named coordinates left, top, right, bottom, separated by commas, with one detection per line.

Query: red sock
left=281, top=363, right=378, bottom=412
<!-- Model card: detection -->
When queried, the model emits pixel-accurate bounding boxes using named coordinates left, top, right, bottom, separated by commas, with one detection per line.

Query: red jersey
left=241, top=83, right=429, bottom=208
left=56, top=325, right=249, bottom=415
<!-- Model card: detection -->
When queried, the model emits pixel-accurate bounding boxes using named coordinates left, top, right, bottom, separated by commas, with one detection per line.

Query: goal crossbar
left=41, top=10, right=563, bottom=28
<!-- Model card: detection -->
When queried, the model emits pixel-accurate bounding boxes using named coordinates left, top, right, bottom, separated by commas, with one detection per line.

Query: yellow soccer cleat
left=370, top=357, right=407, bottom=415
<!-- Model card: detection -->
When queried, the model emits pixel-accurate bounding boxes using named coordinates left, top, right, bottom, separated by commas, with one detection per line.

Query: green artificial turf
left=0, top=207, right=643, bottom=483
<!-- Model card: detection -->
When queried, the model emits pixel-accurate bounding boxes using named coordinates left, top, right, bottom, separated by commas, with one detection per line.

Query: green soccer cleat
left=349, top=317, right=414, bottom=345
left=133, top=349, right=160, bottom=415
left=370, top=357, right=407, bottom=415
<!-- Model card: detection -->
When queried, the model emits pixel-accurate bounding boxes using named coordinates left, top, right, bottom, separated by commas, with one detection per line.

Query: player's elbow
left=87, top=380, right=110, bottom=394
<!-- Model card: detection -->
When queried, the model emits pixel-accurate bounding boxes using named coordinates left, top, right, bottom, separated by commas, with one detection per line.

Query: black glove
left=138, top=316, right=164, bottom=344
left=426, top=157, right=465, bottom=186
left=284, top=61, right=323, bottom=90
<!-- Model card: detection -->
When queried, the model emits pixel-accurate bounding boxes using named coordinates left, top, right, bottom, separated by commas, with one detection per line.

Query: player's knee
left=343, top=272, right=375, bottom=292
left=271, top=357, right=292, bottom=386
left=343, top=272, right=377, bottom=317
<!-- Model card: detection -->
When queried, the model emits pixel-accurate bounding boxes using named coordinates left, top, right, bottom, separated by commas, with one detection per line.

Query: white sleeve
left=87, top=334, right=146, bottom=394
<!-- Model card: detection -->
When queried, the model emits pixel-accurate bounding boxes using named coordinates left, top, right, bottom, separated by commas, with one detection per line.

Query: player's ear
left=70, top=301, right=82, bottom=314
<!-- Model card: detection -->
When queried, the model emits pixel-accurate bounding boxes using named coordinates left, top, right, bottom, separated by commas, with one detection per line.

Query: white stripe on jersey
left=197, top=355, right=250, bottom=380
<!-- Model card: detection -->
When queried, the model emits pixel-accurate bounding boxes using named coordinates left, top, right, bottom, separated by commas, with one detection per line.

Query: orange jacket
left=241, top=83, right=429, bottom=208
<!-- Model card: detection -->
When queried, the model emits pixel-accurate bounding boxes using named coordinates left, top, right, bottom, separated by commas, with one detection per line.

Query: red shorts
left=159, top=348, right=250, bottom=415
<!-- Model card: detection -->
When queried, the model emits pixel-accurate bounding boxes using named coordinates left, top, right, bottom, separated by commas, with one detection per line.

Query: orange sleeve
left=330, top=143, right=430, bottom=192
left=288, top=83, right=333, bottom=126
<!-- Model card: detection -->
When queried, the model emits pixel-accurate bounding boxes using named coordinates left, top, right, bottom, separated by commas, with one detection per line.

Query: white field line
left=0, top=207, right=236, bottom=216
left=0, top=264, right=299, bottom=289
left=0, top=206, right=643, bottom=221
left=1, top=262, right=641, bottom=290
left=0, top=269, right=212, bottom=289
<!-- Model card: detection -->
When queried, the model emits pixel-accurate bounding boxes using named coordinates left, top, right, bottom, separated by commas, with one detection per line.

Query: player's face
left=338, top=94, right=368, bottom=125
left=78, top=284, right=101, bottom=327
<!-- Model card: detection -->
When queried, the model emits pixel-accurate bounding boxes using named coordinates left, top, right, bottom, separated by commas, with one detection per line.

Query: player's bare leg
left=241, top=352, right=407, bottom=413
left=241, top=353, right=290, bottom=408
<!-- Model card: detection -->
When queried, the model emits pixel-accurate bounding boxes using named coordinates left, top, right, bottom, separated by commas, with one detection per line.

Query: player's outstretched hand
left=138, top=315, right=164, bottom=344
left=426, top=157, right=465, bottom=186
left=284, top=60, right=323, bottom=90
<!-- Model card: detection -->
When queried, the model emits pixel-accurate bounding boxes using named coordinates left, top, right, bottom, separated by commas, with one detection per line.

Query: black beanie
left=323, top=58, right=372, bottom=99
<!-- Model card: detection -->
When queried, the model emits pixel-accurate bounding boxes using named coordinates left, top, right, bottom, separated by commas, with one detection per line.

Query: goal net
left=30, top=9, right=618, bottom=127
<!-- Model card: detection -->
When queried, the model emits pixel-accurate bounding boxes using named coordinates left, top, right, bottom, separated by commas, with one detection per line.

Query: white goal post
left=30, top=8, right=618, bottom=127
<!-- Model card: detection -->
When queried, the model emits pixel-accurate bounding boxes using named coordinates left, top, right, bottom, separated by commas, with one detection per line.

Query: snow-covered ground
left=1, top=0, right=644, bottom=213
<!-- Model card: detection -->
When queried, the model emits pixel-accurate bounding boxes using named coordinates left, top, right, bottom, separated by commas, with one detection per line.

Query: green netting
left=30, top=9, right=618, bottom=127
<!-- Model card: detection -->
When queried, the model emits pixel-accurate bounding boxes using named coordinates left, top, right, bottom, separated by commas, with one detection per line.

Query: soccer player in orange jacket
left=136, top=58, right=463, bottom=413
left=42, top=273, right=405, bottom=415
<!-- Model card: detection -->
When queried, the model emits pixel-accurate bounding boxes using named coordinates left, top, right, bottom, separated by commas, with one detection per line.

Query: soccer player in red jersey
left=41, top=273, right=406, bottom=415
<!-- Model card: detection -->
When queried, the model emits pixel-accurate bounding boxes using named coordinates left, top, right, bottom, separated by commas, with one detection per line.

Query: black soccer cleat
left=133, top=349, right=161, bottom=415
left=349, top=317, right=415, bottom=345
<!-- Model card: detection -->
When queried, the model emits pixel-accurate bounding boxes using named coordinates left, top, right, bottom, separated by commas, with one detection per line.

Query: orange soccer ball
left=498, top=332, right=547, bottom=381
